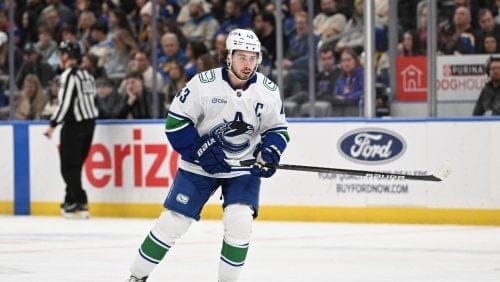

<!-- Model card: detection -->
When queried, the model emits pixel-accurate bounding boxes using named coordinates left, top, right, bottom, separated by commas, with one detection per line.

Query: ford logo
left=337, top=128, right=406, bottom=164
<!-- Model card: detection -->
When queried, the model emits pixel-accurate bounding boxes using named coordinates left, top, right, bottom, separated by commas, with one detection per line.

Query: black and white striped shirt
left=50, top=66, right=99, bottom=127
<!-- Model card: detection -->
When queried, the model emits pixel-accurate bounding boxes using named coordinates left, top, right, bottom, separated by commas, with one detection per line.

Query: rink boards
left=1, top=118, right=500, bottom=225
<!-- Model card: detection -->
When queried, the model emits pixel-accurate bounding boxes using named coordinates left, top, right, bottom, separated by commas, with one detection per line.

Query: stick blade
left=433, top=160, right=453, bottom=181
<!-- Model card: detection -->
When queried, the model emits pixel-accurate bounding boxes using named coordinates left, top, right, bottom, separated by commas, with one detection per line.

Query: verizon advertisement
left=0, top=125, right=14, bottom=203
left=25, top=120, right=500, bottom=210
left=29, top=123, right=179, bottom=204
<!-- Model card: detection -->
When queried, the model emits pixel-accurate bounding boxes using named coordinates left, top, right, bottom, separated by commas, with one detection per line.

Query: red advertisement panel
left=396, top=56, right=428, bottom=101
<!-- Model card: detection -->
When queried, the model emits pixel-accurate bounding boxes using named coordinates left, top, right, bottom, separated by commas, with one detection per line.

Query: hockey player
left=127, top=28, right=289, bottom=281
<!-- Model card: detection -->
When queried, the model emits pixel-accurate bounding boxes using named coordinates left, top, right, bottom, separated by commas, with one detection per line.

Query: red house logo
left=397, top=56, right=428, bottom=101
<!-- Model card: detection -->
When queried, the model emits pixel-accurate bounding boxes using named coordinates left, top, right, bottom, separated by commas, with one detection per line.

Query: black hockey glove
left=250, top=143, right=281, bottom=178
left=193, top=135, right=231, bottom=174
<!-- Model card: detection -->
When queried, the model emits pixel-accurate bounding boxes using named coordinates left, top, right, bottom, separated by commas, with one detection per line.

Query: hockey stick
left=233, top=160, right=452, bottom=182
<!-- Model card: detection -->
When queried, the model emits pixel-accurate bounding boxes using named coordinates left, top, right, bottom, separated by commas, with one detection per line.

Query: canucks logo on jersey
left=210, top=112, right=254, bottom=153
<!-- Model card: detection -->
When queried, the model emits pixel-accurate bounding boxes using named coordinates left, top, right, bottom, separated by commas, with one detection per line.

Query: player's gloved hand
left=193, top=135, right=231, bottom=174
left=250, top=143, right=281, bottom=178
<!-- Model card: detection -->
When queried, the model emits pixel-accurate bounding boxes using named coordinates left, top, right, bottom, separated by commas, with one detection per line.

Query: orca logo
left=210, top=112, right=254, bottom=153
left=337, top=128, right=406, bottom=164
left=176, top=193, right=190, bottom=205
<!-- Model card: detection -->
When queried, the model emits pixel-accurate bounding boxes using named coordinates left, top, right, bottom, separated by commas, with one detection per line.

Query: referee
left=44, top=41, right=99, bottom=219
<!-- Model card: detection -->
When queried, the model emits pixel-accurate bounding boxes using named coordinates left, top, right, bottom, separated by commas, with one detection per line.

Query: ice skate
left=126, top=275, right=148, bottom=281
left=61, top=203, right=89, bottom=219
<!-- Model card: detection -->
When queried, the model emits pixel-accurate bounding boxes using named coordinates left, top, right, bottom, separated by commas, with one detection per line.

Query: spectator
left=181, top=0, right=220, bottom=49
left=285, top=43, right=342, bottom=117
left=282, top=11, right=320, bottom=97
left=41, top=76, right=60, bottom=119
left=493, top=0, right=500, bottom=24
left=162, top=60, right=187, bottom=112
left=128, top=50, right=164, bottom=94
left=335, top=0, right=364, bottom=53
left=162, top=19, right=189, bottom=50
left=88, top=21, right=113, bottom=67
left=416, top=1, right=428, bottom=54
left=482, top=32, right=498, bottom=54
left=332, top=48, right=364, bottom=111
left=476, top=9, right=500, bottom=54
left=108, top=9, right=134, bottom=40
left=214, top=0, right=252, bottom=37
left=157, top=33, right=188, bottom=83
left=117, top=71, right=165, bottom=119
left=283, top=0, right=306, bottom=43
left=40, top=5, right=64, bottom=42
left=210, top=0, right=227, bottom=23
left=35, top=25, right=59, bottom=70
left=184, top=40, right=209, bottom=80
left=81, top=53, right=107, bottom=81
left=60, top=24, right=86, bottom=55
left=0, top=31, right=23, bottom=75
left=196, top=53, right=217, bottom=73
left=77, top=10, right=97, bottom=50
left=316, top=44, right=342, bottom=103
left=253, top=11, right=283, bottom=72
left=440, top=6, right=476, bottom=54
left=42, top=0, right=75, bottom=26
left=15, top=74, right=48, bottom=120
left=95, top=78, right=124, bottom=119
left=398, top=30, right=424, bottom=56
left=211, top=33, right=228, bottom=66
left=375, top=28, right=390, bottom=87
left=473, top=56, right=500, bottom=116
left=75, top=0, right=100, bottom=17
left=19, top=10, right=38, bottom=47
left=313, top=0, right=346, bottom=43
left=15, top=42, right=55, bottom=89
left=159, top=0, right=181, bottom=21
left=98, top=0, right=115, bottom=27
left=105, top=29, right=139, bottom=79
left=127, top=0, right=148, bottom=37
left=137, top=1, right=155, bottom=52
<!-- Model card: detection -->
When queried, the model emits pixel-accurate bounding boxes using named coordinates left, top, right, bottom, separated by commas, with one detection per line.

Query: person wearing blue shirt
left=332, top=48, right=364, bottom=107
left=214, top=0, right=252, bottom=37
left=157, top=33, right=188, bottom=83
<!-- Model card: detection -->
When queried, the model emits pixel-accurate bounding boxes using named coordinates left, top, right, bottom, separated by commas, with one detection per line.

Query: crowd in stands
left=0, top=0, right=498, bottom=119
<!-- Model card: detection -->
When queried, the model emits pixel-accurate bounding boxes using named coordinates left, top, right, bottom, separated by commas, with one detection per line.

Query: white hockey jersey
left=168, top=67, right=288, bottom=178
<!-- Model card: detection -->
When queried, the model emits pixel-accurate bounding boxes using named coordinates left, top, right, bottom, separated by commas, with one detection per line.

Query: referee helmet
left=59, top=41, right=82, bottom=60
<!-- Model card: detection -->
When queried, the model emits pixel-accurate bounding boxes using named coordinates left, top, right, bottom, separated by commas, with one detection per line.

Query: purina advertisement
left=396, top=55, right=489, bottom=102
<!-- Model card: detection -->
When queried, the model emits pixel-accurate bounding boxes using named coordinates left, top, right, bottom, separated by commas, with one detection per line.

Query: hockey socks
left=129, top=210, right=193, bottom=278
left=218, top=204, right=254, bottom=281
left=219, top=239, right=249, bottom=281
left=138, top=231, right=171, bottom=264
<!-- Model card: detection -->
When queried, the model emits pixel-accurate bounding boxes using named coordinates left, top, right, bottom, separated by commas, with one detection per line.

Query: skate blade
left=62, top=210, right=90, bottom=219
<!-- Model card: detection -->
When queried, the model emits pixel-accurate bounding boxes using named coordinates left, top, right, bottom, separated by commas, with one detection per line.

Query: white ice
left=1, top=215, right=500, bottom=282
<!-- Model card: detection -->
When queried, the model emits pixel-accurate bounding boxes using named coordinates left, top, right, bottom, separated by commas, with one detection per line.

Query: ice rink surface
left=1, top=215, right=500, bottom=282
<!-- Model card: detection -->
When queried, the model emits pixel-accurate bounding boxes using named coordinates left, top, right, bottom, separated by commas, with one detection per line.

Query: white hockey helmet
left=226, top=29, right=262, bottom=64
